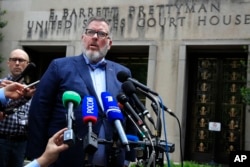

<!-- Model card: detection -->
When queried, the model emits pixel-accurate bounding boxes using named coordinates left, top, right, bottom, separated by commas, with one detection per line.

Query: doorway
left=23, top=46, right=66, bottom=81
left=107, top=45, right=149, bottom=85
left=184, top=45, right=248, bottom=164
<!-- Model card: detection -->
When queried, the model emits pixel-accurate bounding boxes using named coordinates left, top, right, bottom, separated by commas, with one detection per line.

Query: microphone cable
left=135, top=87, right=161, bottom=137
left=118, top=96, right=156, bottom=167
left=158, top=96, right=184, bottom=167
left=119, top=105, right=146, bottom=140
left=158, top=95, right=171, bottom=167
left=144, top=127, right=156, bottom=167
left=139, top=91, right=172, bottom=167
left=135, top=87, right=164, bottom=167
left=137, top=87, right=183, bottom=167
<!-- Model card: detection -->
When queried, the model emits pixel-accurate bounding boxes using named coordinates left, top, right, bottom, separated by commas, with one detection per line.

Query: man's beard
left=84, top=45, right=109, bottom=64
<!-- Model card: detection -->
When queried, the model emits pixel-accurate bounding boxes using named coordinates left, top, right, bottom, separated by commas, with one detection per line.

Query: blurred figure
left=0, top=49, right=35, bottom=167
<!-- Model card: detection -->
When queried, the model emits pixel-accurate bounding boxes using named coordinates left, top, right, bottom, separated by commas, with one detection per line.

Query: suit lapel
left=106, top=61, right=119, bottom=97
left=73, top=54, right=97, bottom=98
left=73, top=57, right=121, bottom=114
left=73, top=54, right=107, bottom=114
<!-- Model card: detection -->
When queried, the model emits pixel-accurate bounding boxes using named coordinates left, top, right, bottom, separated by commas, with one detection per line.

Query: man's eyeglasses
left=85, top=29, right=109, bottom=38
left=9, top=58, right=28, bottom=63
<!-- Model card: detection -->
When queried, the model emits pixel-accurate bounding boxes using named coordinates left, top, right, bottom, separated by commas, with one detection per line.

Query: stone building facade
left=1, top=0, right=250, bottom=165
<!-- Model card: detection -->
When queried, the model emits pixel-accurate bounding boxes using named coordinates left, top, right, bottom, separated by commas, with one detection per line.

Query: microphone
left=101, top=92, right=130, bottom=151
left=82, top=96, right=98, bottom=154
left=136, top=87, right=175, bottom=117
left=122, top=80, right=156, bottom=129
left=116, top=93, right=151, bottom=138
left=135, top=87, right=163, bottom=137
left=12, top=62, right=36, bottom=82
left=117, top=71, right=158, bottom=96
left=62, top=91, right=81, bottom=146
left=116, top=93, right=143, bottom=126
left=118, top=102, right=146, bottom=139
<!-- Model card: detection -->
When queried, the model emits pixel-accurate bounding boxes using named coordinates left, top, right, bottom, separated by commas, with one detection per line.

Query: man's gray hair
left=84, top=16, right=112, bottom=38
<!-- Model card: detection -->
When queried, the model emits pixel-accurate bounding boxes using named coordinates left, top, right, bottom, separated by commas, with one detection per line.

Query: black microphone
left=116, top=93, right=151, bottom=138
left=118, top=102, right=146, bottom=140
left=117, top=71, right=158, bottom=96
left=122, top=80, right=156, bottom=129
left=12, top=62, right=36, bottom=82
left=101, top=92, right=130, bottom=151
left=136, top=87, right=175, bottom=117
left=82, top=96, right=99, bottom=154
left=62, top=91, right=81, bottom=146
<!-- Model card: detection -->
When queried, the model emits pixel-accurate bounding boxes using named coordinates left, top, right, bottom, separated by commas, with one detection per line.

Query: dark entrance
left=184, top=45, right=248, bottom=165
left=23, top=45, right=66, bottom=81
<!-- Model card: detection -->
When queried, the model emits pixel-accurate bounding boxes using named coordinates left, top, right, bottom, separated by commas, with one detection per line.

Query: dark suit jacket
left=26, top=54, right=137, bottom=167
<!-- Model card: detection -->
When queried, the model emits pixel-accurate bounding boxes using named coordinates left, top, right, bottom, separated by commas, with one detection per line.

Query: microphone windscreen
left=122, top=81, right=137, bottom=95
left=62, top=91, right=81, bottom=108
left=116, top=93, right=129, bottom=104
left=23, top=62, right=36, bottom=74
left=82, top=96, right=98, bottom=124
left=101, top=92, right=123, bottom=122
left=117, top=71, right=129, bottom=83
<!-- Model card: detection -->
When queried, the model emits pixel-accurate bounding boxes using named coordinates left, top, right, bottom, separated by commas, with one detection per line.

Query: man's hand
left=0, top=112, right=7, bottom=121
left=37, top=128, right=69, bottom=167
left=1, top=80, right=35, bottom=100
left=0, top=80, right=13, bottom=88
left=23, top=87, right=36, bottom=99
left=3, top=81, right=26, bottom=99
